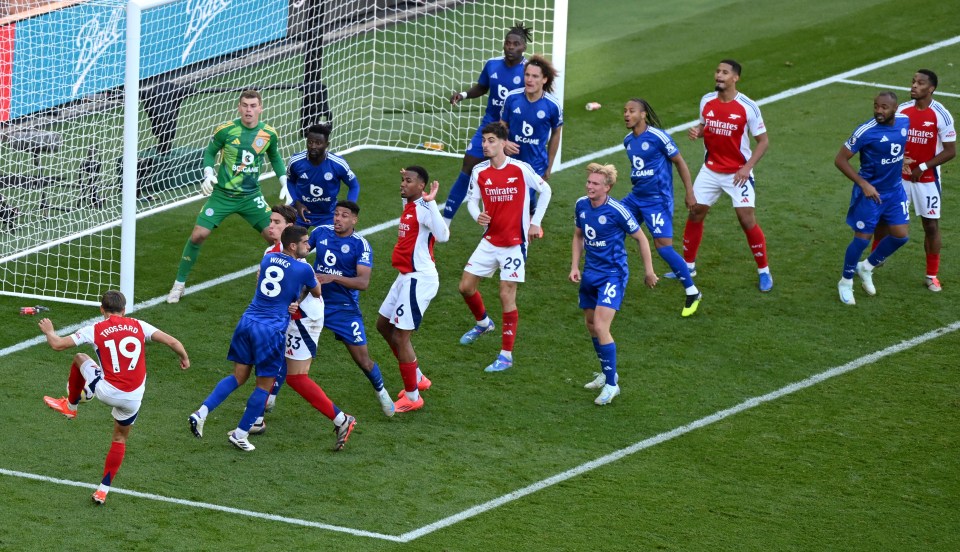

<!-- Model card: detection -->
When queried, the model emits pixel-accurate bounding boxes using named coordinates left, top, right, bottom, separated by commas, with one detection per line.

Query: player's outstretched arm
left=38, top=318, right=76, bottom=351
left=151, top=330, right=190, bottom=370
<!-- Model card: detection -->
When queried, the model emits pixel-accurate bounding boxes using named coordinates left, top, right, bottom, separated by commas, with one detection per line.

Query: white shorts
left=903, top=179, right=941, bottom=219
left=693, top=166, right=756, bottom=208
left=378, top=272, right=439, bottom=330
left=464, top=240, right=526, bottom=282
left=285, top=314, right=324, bottom=361
left=93, top=377, right=144, bottom=424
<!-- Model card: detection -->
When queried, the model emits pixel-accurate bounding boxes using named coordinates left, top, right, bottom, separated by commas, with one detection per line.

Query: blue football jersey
left=308, top=225, right=373, bottom=309
left=501, top=89, right=563, bottom=176
left=244, top=252, right=318, bottom=330
left=477, top=56, right=527, bottom=122
left=844, top=114, right=910, bottom=192
left=575, top=196, right=640, bottom=275
left=623, top=127, right=680, bottom=202
left=286, top=152, right=360, bottom=227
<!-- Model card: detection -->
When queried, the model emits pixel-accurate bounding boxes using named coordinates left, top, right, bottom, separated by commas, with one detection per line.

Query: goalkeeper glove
left=200, top=167, right=216, bottom=196
left=278, top=175, right=292, bottom=204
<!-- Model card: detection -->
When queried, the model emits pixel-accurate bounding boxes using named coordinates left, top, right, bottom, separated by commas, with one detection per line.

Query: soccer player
left=457, top=122, right=552, bottom=372
left=189, top=226, right=356, bottom=452
left=168, top=90, right=287, bottom=303
left=571, top=163, right=658, bottom=405
left=622, top=97, right=702, bottom=316
left=39, top=290, right=190, bottom=505
left=674, top=60, right=773, bottom=292
left=443, top=23, right=531, bottom=225
left=501, top=55, right=563, bottom=182
left=285, top=122, right=360, bottom=228
left=835, top=91, right=911, bottom=305
left=892, top=70, right=955, bottom=291
left=310, top=200, right=395, bottom=416
left=376, top=166, right=449, bottom=412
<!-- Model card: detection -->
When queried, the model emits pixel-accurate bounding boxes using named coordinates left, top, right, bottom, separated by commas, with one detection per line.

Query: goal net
left=0, top=0, right=566, bottom=305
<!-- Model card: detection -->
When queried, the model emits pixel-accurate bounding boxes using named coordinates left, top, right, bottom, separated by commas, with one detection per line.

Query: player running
left=835, top=92, right=911, bottom=305
left=457, top=122, right=552, bottom=372
left=40, top=290, right=190, bottom=505
left=376, top=167, right=450, bottom=412
left=284, top=123, right=360, bottom=228
left=444, top=23, right=531, bottom=225
left=168, top=90, right=287, bottom=303
left=622, top=97, right=701, bottom=316
left=310, top=201, right=395, bottom=416
left=673, top=60, right=773, bottom=292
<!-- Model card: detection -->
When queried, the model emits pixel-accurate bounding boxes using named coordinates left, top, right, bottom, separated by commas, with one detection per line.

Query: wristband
left=918, top=162, right=928, bottom=172
left=459, top=91, right=468, bottom=100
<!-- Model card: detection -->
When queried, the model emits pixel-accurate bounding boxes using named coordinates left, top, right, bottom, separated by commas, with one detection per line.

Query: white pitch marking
left=837, top=78, right=960, bottom=98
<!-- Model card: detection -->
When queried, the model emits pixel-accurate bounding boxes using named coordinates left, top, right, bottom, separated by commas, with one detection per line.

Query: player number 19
left=103, top=336, right=142, bottom=373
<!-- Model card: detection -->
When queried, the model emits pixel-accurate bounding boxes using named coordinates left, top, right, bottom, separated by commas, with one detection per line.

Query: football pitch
left=2, top=1, right=959, bottom=550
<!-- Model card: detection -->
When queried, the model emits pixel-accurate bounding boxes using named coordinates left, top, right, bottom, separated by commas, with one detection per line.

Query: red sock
left=68, top=361, right=85, bottom=404
left=399, top=361, right=419, bottom=392
left=871, top=239, right=881, bottom=252
left=464, top=291, right=487, bottom=321
left=101, top=441, right=125, bottom=486
left=744, top=224, right=768, bottom=269
left=286, top=374, right=336, bottom=420
left=927, top=253, right=940, bottom=277
left=502, top=310, right=518, bottom=352
left=682, top=220, right=704, bottom=263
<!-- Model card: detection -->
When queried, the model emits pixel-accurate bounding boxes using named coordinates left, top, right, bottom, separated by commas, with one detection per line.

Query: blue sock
left=591, top=337, right=601, bottom=359
left=867, top=235, right=908, bottom=266
left=843, top=236, right=870, bottom=279
left=202, top=375, right=239, bottom=414
left=598, top=342, right=617, bottom=386
left=271, top=365, right=286, bottom=398
left=443, top=171, right=471, bottom=219
left=237, top=387, right=269, bottom=432
left=657, top=245, right=694, bottom=287
left=365, top=362, right=385, bottom=392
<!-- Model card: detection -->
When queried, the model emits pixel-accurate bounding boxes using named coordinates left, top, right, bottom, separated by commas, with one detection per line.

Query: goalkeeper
left=167, top=90, right=287, bottom=304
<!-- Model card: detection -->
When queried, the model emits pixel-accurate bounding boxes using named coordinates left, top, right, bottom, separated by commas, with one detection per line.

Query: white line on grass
left=0, top=468, right=404, bottom=542
left=2, top=36, right=959, bottom=540
left=557, top=35, right=960, bottom=171
left=3, top=321, right=957, bottom=541
left=837, top=78, right=960, bottom=98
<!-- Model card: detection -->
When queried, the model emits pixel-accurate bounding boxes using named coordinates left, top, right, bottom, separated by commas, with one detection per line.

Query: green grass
left=2, top=0, right=960, bottom=550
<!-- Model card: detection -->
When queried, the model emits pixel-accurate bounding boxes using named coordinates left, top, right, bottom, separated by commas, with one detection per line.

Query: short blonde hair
left=586, top=162, right=617, bottom=187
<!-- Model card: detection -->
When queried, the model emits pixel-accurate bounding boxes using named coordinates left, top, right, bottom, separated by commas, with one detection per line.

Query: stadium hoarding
left=0, top=0, right=288, bottom=122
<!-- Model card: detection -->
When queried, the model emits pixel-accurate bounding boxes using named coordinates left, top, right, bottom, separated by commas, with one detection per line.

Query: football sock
left=286, top=374, right=338, bottom=420
left=271, top=367, right=286, bottom=398
left=175, top=240, right=202, bottom=283
left=591, top=336, right=601, bottom=359
left=657, top=245, right=695, bottom=287
left=197, top=405, right=209, bottom=418
left=442, top=171, right=472, bottom=220
left=597, top=342, right=617, bottom=386
left=463, top=291, right=488, bottom=322
left=201, top=375, right=239, bottom=415
left=67, top=360, right=85, bottom=405
left=237, top=387, right=270, bottom=432
left=502, top=309, right=518, bottom=352
left=101, top=441, right=125, bottom=487
left=404, top=388, right=421, bottom=403
left=415, top=366, right=425, bottom=382
left=843, top=236, right=870, bottom=279
left=333, top=411, right=346, bottom=427
left=682, top=220, right=704, bottom=263
left=498, top=349, right=513, bottom=361
left=399, top=360, right=419, bottom=393
left=867, top=236, right=908, bottom=267
left=744, top=224, right=768, bottom=269
left=365, top=363, right=385, bottom=392
left=926, top=253, right=940, bottom=277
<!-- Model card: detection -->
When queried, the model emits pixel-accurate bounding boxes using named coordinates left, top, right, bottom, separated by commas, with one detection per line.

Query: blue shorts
left=620, top=194, right=674, bottom=239
left=578, top=270, right=628, bottom=311
left=324, top=304, right=368, bottom=345
left=464, top=116, right=497, bottom=159
left=846, top=185, right=909, bottom=233
left=227, top=316, right=286, bottom=378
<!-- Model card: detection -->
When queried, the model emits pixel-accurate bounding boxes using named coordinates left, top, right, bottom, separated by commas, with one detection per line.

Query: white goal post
left=0, top=0, right=567, bottom=306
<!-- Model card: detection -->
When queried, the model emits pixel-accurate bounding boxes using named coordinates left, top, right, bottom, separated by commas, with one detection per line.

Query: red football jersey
left=73, top=315, right=157, bottom=392
left=699, top=92, right=766, bottom=174
left=898, top=99, right=956, bottom=183
left=467, top=158, right=548, bottom=247
left=391, top=198, right=448, bottom=275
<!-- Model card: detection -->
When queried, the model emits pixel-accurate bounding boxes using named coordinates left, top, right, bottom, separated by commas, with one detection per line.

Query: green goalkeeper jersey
left=203, top=119, right=286, bottom=197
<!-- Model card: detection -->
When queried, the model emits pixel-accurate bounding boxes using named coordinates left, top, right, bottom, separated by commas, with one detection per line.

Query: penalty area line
left=397, top=320, right=960, bottom=542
